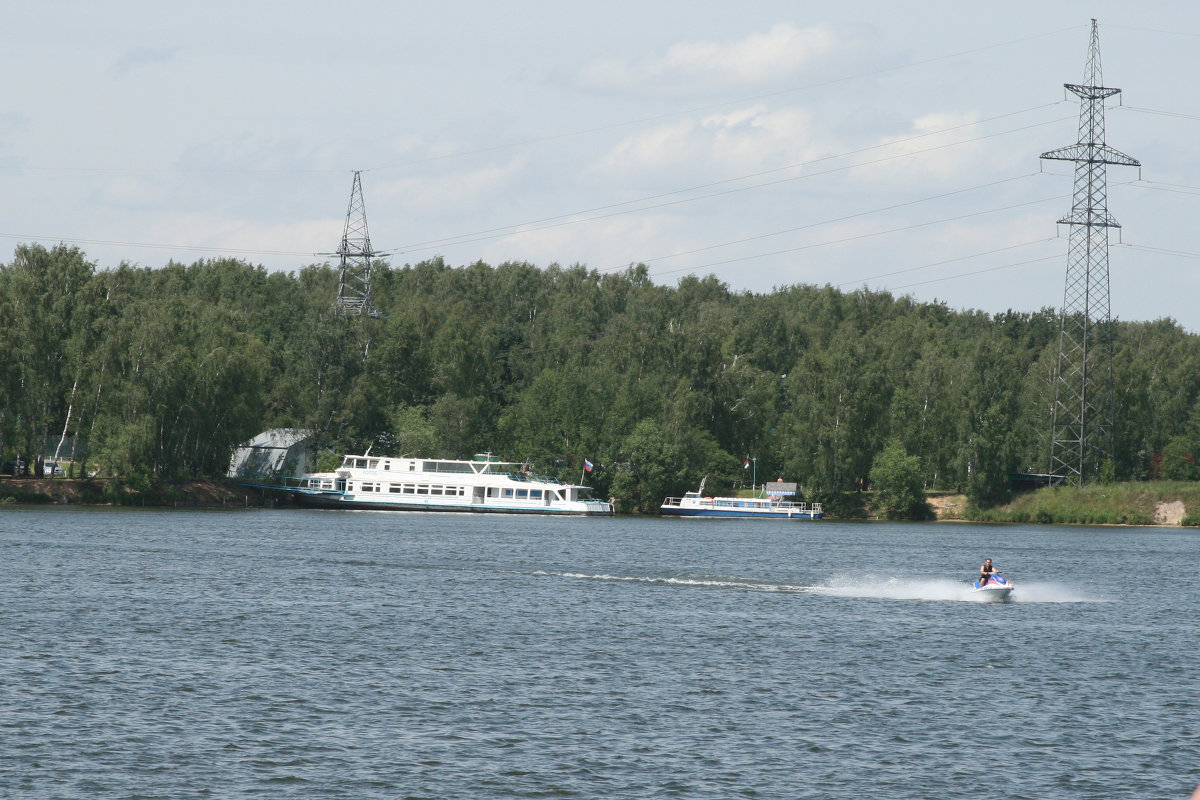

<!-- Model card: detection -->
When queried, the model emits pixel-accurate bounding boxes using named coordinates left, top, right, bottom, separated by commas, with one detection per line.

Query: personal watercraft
left=972, top=572, right=1014, bottom=602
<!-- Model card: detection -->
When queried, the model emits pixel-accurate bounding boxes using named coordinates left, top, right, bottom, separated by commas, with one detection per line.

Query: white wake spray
left=534, top=570, right=1104, bottom=603
left=811, top=574, right=1102, bottom=603
left=533, top=570, right=807, bottom=593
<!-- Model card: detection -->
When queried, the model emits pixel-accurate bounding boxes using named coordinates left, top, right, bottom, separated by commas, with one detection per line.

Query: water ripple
left=1, top=510, right=1195, bottom=799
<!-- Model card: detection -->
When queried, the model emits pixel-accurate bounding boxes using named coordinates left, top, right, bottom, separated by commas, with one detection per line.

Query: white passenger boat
left=660, top=479, right=822, bottom=519
left=284, top=453, right=613, bottom=515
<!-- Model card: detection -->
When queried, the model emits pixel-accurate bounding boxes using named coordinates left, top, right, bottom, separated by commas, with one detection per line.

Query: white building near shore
left=227, top=429, right=314, bottom=478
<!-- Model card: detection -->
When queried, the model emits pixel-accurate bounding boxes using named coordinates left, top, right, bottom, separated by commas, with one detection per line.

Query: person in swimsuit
left=978, top=558, right=997, bottom=588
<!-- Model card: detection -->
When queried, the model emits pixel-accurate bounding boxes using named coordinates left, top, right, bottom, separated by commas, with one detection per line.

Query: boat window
left=429, top=486, right=443, bottom=495
left=516, top=489, right=528, bottom=499
left=416, top=485, right=429, bottom=495
left=389, top=484, right=402, bottom=493
left=503, top=488, right=514, bottom=498
left=530, top=490, right=542, bottom=500
left=403, top=485, right=415, bottom=494
left=487, top=487, right=499, bottom=498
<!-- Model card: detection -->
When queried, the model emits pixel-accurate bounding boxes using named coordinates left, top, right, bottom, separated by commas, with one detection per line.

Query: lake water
left=1, top=508, right=1196, bottom=799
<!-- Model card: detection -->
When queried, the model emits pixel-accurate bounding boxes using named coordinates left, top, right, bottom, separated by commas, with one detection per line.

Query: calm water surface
left=1, top=508, right=1196, bottom=799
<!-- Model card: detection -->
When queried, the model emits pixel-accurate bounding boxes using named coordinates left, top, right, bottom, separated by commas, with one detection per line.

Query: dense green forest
left=2, top=243, right=1199, bottom=513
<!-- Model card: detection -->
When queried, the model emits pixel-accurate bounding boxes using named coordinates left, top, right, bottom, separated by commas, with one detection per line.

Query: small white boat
left=282, top=453, right=613, bottom=516
left=972, top=573, right=1015, bottom=602
left=660, top=479, right=822, bottom=519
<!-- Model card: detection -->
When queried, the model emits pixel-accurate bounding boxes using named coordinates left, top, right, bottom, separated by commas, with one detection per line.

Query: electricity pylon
left=334, top=171, right=381, bottom=317
left=1040, top=19, right=1139, bottom=485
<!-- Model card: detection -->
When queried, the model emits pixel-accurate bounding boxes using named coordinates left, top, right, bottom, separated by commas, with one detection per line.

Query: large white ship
left=283, top=453, right=614, bottom=516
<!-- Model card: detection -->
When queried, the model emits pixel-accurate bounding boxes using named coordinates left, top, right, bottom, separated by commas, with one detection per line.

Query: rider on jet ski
left=978, top=558, right=997, bottom=586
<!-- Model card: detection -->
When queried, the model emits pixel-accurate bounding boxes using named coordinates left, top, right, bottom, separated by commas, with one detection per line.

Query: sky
left=5, top=1, right=1200, bottom=330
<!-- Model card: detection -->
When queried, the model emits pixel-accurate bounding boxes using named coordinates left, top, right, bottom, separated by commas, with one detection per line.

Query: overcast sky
left=5, top=1, right=1200, bottom=329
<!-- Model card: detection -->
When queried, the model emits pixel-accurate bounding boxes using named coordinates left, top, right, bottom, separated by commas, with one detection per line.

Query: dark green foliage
left=4, top=246, right=1200, bottom=511
left=869, top=440, right=933, bottom=520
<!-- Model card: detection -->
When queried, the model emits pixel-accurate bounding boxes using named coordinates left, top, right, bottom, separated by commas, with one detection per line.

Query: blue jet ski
left=972, top=572, right=1014, bottom=602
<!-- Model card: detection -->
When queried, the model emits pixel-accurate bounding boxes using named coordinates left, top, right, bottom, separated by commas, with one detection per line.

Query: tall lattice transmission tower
left=1040, top=19, right=1139, bottom=485
left=334, top=171, right=381, bottom=317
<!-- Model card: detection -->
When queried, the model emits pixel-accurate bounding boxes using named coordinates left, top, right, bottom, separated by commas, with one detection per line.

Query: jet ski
left=972, top=572, right=1014, bottom=601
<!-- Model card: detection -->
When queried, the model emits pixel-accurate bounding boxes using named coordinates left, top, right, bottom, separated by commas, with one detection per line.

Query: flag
left=743, top=458, right=750, bottom=469
left=584, top=458, right=594, bottom=472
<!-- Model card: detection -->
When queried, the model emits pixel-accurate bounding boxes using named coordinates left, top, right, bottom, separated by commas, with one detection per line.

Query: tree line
left=2, top=243, right=1199, bottom=513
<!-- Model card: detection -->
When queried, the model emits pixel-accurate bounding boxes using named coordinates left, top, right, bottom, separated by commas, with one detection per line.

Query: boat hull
left=971, top=574, right=1015, bottom=602
left=659, top=507, right=822, bottom=519
left=291, top=489, right=612, bottom=516
left=972, top=585, right=1015, bottom=602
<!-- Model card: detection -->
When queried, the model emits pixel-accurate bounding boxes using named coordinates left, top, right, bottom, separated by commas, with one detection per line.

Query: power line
left=395, top=112, right=1074, bottom=255
left=0, top=106, right=1070, bottom=263
left=396, top=101, right=1067, bottom=251
left=1118, top=242, right=1200, bottom=261
left=1119, top=105, right=1200, bottom=122
left=1130, top=179, right=1200, bottom=197
left=1102, top=23, right=1200, bottom=39
left=631, top=173, right=1048, bottom=270
left=0, top=28, right=1087, bottom=178
left=835, top=238, right=1062, bottom=289
left=888, top=253, right=1063, bottom=291
left=362, top=25, right=1087, bottom=173
left=642, top=193, right=1065, bottom=280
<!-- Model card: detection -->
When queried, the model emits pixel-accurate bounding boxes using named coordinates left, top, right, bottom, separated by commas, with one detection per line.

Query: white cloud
left=480, top=213, right=684, bottom=274
left=111, top=46, right=179, bottom=76
left=161, top=214, right=332, bottom=260
left=850, top=111, right=990, bottom=184
left=379, top=157, right=528, bottom=212
left=594, top=104, right=825, bottom=180
left=580, top=22, right=836, bottom=92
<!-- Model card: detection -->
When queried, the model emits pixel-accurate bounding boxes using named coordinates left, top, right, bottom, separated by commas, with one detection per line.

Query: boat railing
left=661, top=495, right=823, bottom=514
left=500, top=471, right=570, bottom=484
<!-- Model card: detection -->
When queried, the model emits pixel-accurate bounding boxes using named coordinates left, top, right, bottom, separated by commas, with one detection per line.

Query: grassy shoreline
left=958, top=482, right=1200, bottom=527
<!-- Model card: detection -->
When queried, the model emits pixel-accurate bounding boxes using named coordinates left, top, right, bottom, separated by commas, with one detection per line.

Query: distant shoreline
left=0, top=477, right=264, bottom=509
left=4, top=478, right=1198, bottom=527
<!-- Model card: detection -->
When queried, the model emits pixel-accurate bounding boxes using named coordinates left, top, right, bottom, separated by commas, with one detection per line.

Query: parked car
left=43, top=461, right=64, bottom=476
left=2, top=459, right=28, bottom=476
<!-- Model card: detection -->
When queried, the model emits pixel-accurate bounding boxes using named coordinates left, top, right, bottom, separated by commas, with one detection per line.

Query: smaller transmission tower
left=334, top=171, right=381, bottom=317
left=1040, top=19, right=1139, bottom=485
